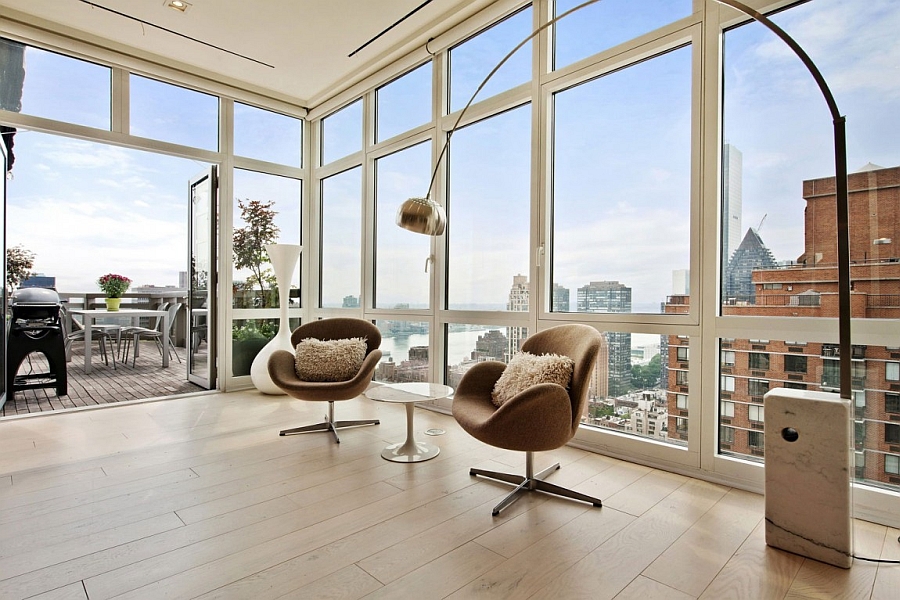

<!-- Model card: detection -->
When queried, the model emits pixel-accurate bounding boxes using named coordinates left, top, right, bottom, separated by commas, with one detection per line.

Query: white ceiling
left=0, top=0, right=496, bottom=109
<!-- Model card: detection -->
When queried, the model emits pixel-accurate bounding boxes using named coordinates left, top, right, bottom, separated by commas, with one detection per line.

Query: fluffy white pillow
left=491, top=351, right=575, bottom=407
left=294, top=337, right=367, bottom=382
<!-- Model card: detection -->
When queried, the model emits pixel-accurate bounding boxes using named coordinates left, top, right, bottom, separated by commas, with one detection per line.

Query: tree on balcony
left=6, top=244, right=34, bottom=293
left=233, top=198, right=280, bottom=308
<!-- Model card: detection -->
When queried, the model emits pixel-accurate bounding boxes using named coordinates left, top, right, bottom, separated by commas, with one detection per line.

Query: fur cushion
left=294, top=337, right=367, bottom=382
left=491, top=351, right=575, bottom=407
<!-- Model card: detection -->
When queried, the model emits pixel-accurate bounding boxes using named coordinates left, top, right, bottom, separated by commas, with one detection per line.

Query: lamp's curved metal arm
left=715, top=0, right=850, bottom=400
left=423, top=0, right=603, bottom=200
left=418, top=0, right=852, bottom=400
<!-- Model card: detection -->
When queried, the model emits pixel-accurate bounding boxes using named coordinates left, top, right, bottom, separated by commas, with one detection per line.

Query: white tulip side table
left=364, top=382, right=453, bottom=463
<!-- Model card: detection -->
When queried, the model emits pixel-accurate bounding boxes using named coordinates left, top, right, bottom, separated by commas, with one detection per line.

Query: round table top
left=365, top=382, right=454, bottom=404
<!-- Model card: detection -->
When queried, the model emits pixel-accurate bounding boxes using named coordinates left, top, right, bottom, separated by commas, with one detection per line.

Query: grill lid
left=11, top=287, right=60, bottom=306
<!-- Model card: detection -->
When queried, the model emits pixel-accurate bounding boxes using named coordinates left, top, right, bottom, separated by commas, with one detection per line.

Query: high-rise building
left=722, top=143, right=743, bottom=265
left=552, top=283, right=570, bottom=312
left=723, top=228, right=777, bottom=304
left=578, top=280, right=632, bottom=397
left=671, top=269, right=689, bottom=296
left=506, top=274, right=529, bottom=358
left=20, top=274, right=56, bottom=289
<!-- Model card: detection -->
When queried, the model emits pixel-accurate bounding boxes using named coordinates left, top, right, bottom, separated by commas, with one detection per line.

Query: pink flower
left=97, top=273, right=132, bottom=298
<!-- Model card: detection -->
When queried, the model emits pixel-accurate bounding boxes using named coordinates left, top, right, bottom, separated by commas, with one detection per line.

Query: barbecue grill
left=7, top=287, right=67, bottom=396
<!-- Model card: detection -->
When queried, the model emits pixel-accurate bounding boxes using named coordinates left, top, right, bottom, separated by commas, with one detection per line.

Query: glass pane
left=1, top=38, right=110, bottom=129
left=447, top=105, right=530, bottom=310
left=584, top=331, right=682, bottom=445
left=374, top=320, right=430, bottom=383
left=320, top=167, right=361, bottom=308
left=445, top=323, right=527, bottom=387
left=554, top=0, right=692, bottom=71
left=721, top=0, right=900, bottom=318
left=376, top=63, right=432, bottom=143
left=232, top=170, right=302, bottom=309
left=130, top=75, right=218, bottom=150
left=553, top=46, right=691, bottom=314
left=321, top=99, right=362, bottom=165
left=374, top=142, right=431, bottom=309
left=189, top=169, right=214, bottom=387
left=449, top=7, right=532, bottom=113
left=715, top=339, right=900, bottom=493
left=6, top=130, right=198, bottom=293
left=234, top=102, right=302, bottom=166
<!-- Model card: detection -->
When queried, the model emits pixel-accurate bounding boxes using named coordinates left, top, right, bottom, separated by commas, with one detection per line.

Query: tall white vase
left=250, top=243, right=302, bottom=394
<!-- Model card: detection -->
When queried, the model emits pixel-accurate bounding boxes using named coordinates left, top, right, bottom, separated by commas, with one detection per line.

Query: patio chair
left=61, top=303, right=119, bottom=369
left=120, top=302, right=182, bottom=367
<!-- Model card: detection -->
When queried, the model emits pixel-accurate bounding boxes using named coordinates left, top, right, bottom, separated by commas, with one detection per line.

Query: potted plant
left=97, top=273, right=131, bottom=311
left=232, top=319, right=276, bottom=376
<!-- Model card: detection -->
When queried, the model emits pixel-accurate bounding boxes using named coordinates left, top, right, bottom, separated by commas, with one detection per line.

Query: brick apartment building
left=665, top=164, right=900, bottom=485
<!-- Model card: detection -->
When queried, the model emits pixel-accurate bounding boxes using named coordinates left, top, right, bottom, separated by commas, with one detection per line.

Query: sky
left=4, top=44, right=302, bottom=294
left=3, top=0, right=899, bottom=316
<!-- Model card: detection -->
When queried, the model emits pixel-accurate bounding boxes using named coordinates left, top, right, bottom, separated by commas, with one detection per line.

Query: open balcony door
left=0, top=138, right=7, bottom=410
left=188, top=166, right=217, bottom=389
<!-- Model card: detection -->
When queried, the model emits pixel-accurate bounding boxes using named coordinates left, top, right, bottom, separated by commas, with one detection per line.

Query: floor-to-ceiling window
left=715, top=0, right=900, bottom=509
left=230, top=102, right=304, bottom=379
left=305, top=0, right=900, bottom=526
left=0, top=34, right=306, bottom=399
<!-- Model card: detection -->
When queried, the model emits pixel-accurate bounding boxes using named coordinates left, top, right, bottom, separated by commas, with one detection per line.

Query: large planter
left=232, top=338, right=268, bottom=377
left=250, top=244, right=302, bottom=394
left=105, top=297, right=121, bottom=311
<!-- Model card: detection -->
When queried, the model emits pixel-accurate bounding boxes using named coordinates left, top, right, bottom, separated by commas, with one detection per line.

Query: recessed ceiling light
left=166, top=0, right=191, bottom=12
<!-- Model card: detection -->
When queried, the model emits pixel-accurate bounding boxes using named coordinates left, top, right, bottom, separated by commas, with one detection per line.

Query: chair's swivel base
left=470, top=462, right=603, bottom=516
left=279, top=417, right=379, bottom=444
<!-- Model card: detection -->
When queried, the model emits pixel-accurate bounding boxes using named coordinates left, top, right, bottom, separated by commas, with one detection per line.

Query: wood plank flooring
left=0, top=391, right=897, bottom=599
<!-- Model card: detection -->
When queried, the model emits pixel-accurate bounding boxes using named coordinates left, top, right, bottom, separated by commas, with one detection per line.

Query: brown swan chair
left=452, top=323, right=604, bottom=515
left=268, top=318, right=382, bottom=443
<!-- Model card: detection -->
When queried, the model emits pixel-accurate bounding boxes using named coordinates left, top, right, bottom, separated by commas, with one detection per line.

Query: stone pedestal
left=764, top=388, right=852, bottom=568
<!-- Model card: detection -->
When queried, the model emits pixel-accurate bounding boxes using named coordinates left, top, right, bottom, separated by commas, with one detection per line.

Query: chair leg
left=469, top=451, right=602, bottom=516
left=98, top=336, right=116, bottom=370
left=279, top=402, right=379, bottom=444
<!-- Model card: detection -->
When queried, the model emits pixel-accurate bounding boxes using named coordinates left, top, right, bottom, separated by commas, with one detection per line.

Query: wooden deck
left=2, top=340, right=204, bottom=417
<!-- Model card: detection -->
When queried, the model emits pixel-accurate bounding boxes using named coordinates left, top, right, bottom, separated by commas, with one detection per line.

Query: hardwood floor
left=0, top=391, right=897, bottom=599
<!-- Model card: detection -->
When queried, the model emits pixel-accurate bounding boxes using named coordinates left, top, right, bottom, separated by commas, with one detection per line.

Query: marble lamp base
left=764, top=388, right=853, bottom=569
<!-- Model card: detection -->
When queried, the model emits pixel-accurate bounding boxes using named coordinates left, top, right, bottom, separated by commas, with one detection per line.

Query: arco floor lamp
left=397, top=0, right=850, bottom=398
left=397, top=0, right=856, bottom=568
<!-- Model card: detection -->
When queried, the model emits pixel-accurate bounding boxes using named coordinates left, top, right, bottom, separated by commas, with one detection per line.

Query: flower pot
left=105, top=298, right=122, bottom=311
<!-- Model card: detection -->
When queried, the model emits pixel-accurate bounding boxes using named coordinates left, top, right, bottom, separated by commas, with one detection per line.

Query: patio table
left=69, top=308, right=169, bottom=374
